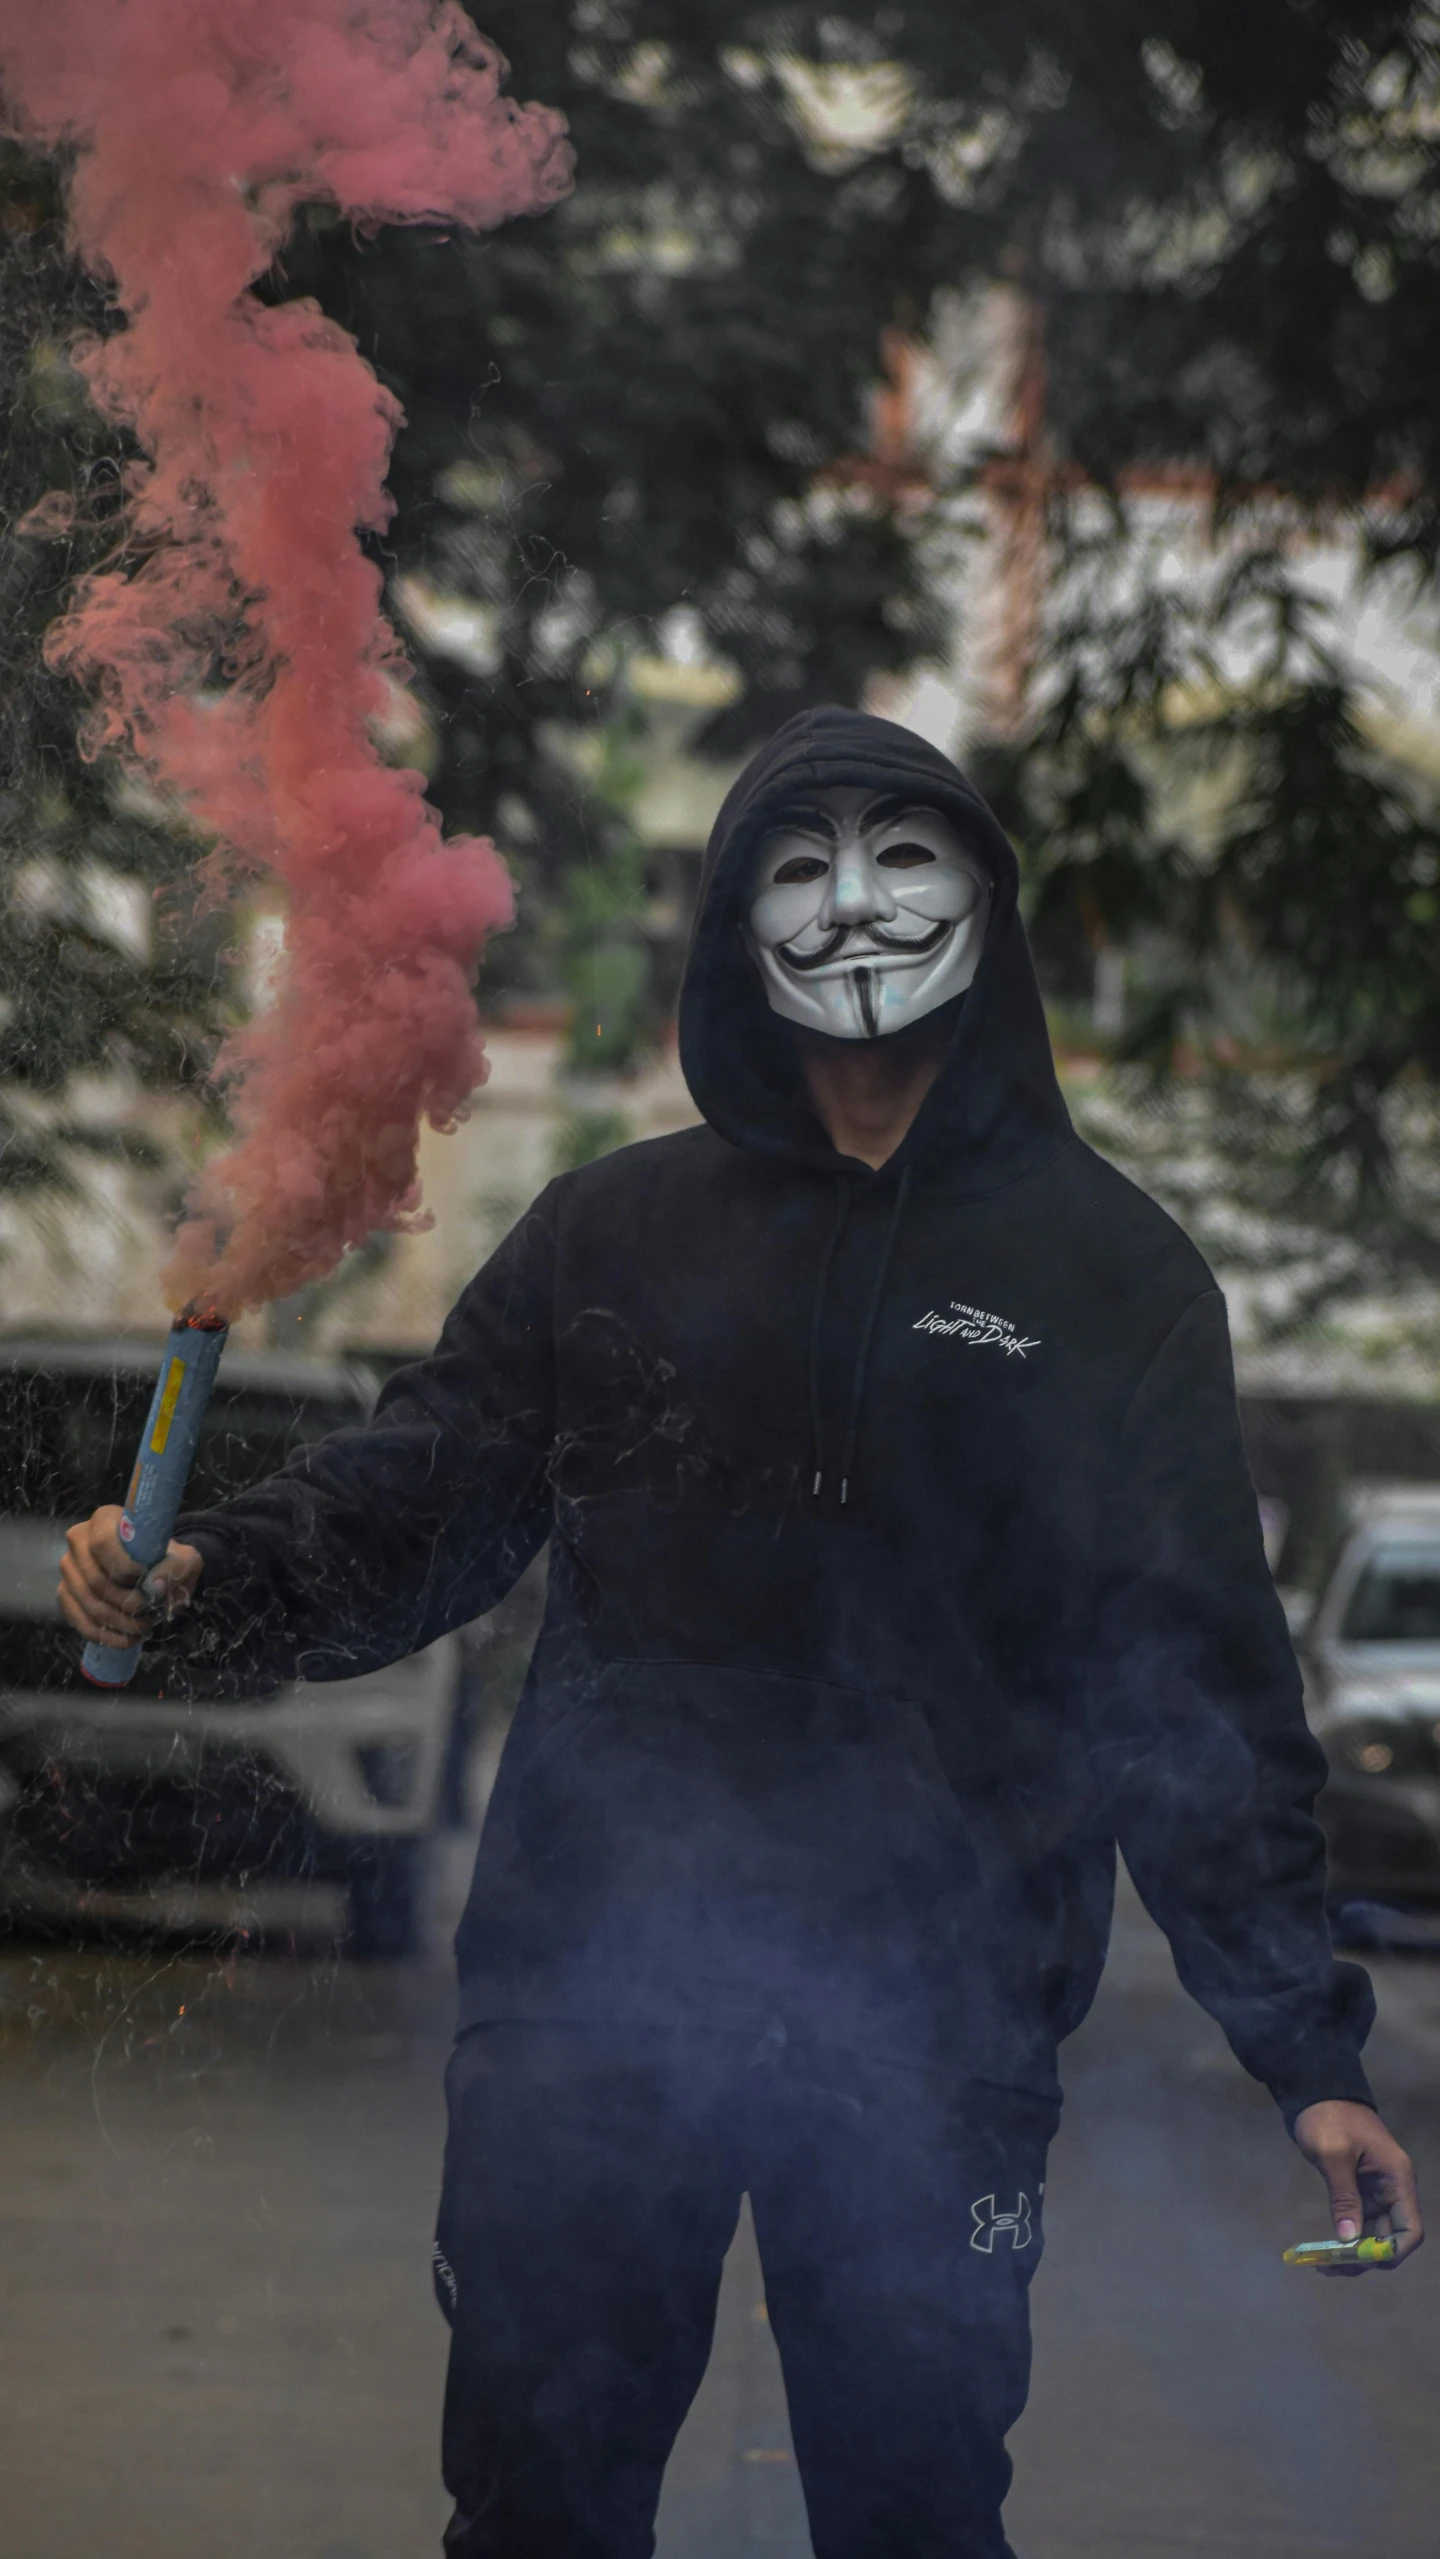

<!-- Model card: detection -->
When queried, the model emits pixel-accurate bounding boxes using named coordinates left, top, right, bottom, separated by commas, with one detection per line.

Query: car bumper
left=0, top=1848, right=351, bottom=1941
left=0, top=1645, right=457, bottom=1854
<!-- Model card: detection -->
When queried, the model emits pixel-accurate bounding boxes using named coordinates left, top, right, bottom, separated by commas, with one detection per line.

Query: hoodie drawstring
left=810, top=1164, right=913, bottom=1506
left=809, top=1179, right=852, bottom=1497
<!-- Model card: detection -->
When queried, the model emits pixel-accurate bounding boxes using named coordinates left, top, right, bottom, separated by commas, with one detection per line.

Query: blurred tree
left=933, top=0, right=1440, bottom=1289
left=273, top=7, right=1440, bottom=1148
left=0, top=142, right=241, bottom=1215
left=268, top=2, right=948, bottom=1022
left=550, top=697, right=667, bottom=1076
left=6, top=3, right=1440, bottom=1285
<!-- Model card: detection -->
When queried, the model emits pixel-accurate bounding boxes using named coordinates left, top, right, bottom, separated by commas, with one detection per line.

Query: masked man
left=62, top=708, right=1421, bottom=2559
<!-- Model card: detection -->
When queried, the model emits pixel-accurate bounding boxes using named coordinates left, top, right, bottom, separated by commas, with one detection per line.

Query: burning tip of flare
left=177, top=1299, right=229, bottom=1333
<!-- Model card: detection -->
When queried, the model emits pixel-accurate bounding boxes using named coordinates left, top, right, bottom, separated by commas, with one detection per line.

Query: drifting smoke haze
left=0, top=0, right=572, bottom=1318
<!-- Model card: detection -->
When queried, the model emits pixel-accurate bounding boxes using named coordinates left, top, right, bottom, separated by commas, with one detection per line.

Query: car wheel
left=343, top=1834, right=428, bottom=1962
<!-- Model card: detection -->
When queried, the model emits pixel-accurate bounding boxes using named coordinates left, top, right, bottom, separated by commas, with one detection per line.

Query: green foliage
left=266, top=6, right=948, bottom=1018
left=552, top=1108, right=633, bottom=1174
left=981, top=548, right=1440, bottom=1283
left=551, top=700, right=664, bottom=1072
left=6, top=4, right=1440, bottom=1290
left=269, top=4, right=1440, bottom=1146
left=0, top=143, right=242, bottom=1205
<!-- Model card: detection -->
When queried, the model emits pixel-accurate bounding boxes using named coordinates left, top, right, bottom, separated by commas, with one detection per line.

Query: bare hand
left=1291, top=2100, right=1424, bottom=2271
left=58, top=1506, right=204, bottom=1648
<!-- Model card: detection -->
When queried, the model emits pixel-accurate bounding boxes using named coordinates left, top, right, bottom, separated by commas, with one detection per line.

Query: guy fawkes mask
left=744, top=784, right=991, bottom=1040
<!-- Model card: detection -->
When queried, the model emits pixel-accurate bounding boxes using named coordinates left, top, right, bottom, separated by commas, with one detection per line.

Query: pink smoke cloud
left=1, top=0, right=572, bottom=1318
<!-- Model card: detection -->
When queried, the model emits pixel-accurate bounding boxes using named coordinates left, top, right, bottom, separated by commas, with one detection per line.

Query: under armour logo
left=970, top=2192, right=1033, bottom=2253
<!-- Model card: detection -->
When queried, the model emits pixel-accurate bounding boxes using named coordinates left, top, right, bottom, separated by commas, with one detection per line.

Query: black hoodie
left=180, top=706, right=1374, bottom=2123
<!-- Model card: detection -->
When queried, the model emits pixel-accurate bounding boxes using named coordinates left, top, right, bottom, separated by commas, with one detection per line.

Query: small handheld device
left=1282, top=2236, right=1396, bottom=2271
left=79, top=1305, right=228, bottom=1689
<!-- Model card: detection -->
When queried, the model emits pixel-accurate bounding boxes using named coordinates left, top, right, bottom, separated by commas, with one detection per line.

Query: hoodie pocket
left=503, top=1658, right=984, bottom=1945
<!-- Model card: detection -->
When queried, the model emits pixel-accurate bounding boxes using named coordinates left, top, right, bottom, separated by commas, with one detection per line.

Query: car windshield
left=0, top=1367, right=362, bottom=1520
left=1341, top=1540, right=1440, bottom=1643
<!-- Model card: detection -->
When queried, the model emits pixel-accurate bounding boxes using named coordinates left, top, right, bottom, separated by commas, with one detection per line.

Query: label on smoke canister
left=149, top=1357, right=186, bottom=1454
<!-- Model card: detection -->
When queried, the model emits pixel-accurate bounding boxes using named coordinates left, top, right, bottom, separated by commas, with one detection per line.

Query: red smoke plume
left=1, top=1, right=571, bottom=1318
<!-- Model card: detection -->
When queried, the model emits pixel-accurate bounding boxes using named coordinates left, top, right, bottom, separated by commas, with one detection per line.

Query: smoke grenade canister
left=80, top=1308, right=229, bottom=1689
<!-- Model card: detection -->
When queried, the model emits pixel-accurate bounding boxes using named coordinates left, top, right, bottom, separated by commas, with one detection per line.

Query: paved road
left=0, top=1858, right=1434, bottom=2559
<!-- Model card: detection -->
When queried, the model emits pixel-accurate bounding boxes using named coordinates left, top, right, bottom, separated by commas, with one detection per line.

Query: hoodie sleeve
left=167, top=1184, right=560, bottom=1687
left=1088, top=1287, right=1375, bottom=2129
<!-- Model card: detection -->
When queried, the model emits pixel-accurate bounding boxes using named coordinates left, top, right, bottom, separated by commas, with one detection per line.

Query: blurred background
left=3, top=8, right=1440, bottom=2557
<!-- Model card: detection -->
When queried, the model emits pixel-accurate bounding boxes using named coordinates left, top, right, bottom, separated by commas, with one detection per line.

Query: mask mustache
left=776, top=916, right=952, bottom=973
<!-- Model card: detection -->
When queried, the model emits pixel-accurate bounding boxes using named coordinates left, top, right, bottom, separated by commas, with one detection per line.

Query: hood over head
left=678, top=705, right=1071, bottom=1189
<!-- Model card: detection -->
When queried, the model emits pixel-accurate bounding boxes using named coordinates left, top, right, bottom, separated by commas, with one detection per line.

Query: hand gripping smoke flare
left=0, top=0, right=571, bottom=1682
left=79, top=1306, right=229, bottom=1689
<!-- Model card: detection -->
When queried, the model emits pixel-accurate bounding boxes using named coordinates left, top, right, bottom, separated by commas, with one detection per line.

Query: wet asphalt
left=0, top=1849, right=1435, bottom=2559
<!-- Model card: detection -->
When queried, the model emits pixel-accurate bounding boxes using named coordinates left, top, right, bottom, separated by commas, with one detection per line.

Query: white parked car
left=0, top=1334, right=463, bottom=1957
left=1301, top=1482, right=1440, bottom=1918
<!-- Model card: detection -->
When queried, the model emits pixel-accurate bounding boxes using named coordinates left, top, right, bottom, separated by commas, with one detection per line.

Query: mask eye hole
left=876, top=843, right=937, bottom=869
left=772, top=853, right=829, bottom=885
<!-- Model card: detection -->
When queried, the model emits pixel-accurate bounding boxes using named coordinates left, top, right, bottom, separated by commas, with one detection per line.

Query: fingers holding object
left=73, top=1508, right=142, bottom=1586
left=57, top=1546, right=150, bottom=1644
left=1312, top=2128, right=1424, bottom=2270
left=58, top=1513, right=149, bottom=1644
left=64, top=1519, right=144, bottom=1597
left=143, top=1541, right=202, bottom=1615
left=1374, top=2156, right=1425, bottom=2266
left=1321, top=2159, right=1366, bottom=2245
left=57, top=1520, right=203, bottom=1646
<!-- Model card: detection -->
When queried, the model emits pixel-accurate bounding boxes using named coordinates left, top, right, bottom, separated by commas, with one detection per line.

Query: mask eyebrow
left=859, top=794, right=936, bottom=830
left=764, top=801, right=841, bottom=843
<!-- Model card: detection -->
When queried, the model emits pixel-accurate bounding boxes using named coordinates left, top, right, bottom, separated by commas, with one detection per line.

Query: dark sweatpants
left=433, top=2022, right=1054, bottom=2559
